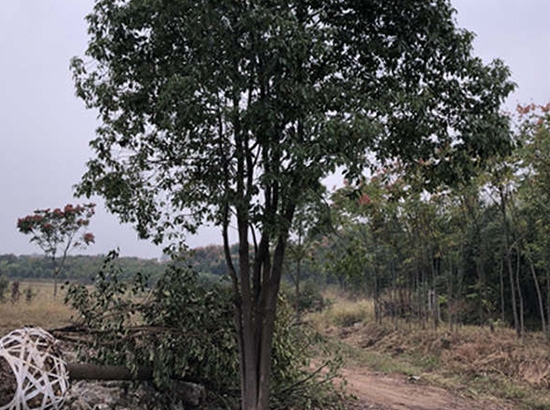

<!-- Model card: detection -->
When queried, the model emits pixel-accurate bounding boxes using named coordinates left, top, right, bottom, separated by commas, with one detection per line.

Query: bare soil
left=0, top=356, right=16, bottom=407
left=343, top=366, right=513, bottom=410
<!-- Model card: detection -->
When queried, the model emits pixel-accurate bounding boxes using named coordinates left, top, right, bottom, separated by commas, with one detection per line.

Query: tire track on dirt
left=342, top=367, right=513, bottom=410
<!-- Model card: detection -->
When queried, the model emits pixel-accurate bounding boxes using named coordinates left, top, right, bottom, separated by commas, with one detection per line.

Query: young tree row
left=320, top=104, right=550, bottom=339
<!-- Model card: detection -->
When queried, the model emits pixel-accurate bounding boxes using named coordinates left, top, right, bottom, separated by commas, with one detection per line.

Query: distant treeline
left=0, top=254, right=165, bottom=282
left=0, top=246, right=242, bottom=283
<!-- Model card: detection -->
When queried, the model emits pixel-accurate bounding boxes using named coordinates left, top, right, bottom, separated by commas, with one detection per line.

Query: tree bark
left=528, top=258, right=547, bottom=335
left=499, top=258, right=505, bottom=323
left=499, top=185, right=521, bottom=338
left=67, top=363, right=153, bottom=381
left=295, top=255, right=301, bottom=323
left=515, top=251, right=525, bottom=340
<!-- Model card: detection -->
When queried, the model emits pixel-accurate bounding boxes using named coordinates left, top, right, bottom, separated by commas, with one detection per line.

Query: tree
left=72, top=1, right=513, bottom=408
left=286, top=192, right=330, bottom=322
left=516, top=103, right=550, bottom=339
left=17, top=204, right=95, bottom=296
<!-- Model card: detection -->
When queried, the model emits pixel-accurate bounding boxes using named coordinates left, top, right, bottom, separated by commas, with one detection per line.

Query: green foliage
left=284, top=280, right=329, bottom=314
left=321, top=104, right=550, bottom=333
left=66, top=252, right=344, bottom=408
left=270, top=299, right=346, bottom=410
left=71, top=0, right=514, bottom=249
left=188, top=244, right=238, bottom=276
left=66, top=250, right=235, bottom=390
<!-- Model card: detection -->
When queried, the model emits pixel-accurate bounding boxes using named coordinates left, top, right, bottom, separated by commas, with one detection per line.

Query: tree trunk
left=476, top=257, right=485, bottom=325
left=447, top=258, right=454, bottom=332
left=506, top=249, right=520, bottom=338
left=499, top=258, right=505, bottom=323
left=499, top=186, right=520, bottom=338
left=528, top=259, right=547, bottom=335
left=233, top=202, right=293, bottom=410
left=547, top=269, right=550, bottom=341
left=515, top=251, right=525, bottom=340
left=295, top=256, right=301, bottom=323
left=52, top=259, right=59, bottom=298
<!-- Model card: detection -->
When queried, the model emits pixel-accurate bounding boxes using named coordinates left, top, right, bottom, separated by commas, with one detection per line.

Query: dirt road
left=343, top=367, right=513, bottom=410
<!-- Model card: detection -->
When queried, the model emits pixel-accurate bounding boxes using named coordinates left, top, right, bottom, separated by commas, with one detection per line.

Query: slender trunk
left=391, top=259, right=398, bottom=329
left=506, top=250, right=520, bottom=338
left=371, top=234, right=381, bottom=324
left=547, top=269, right=550, bottom=341
left=528, top=258, right=547, bottom=335
left=295, top=256, right=301, bottom=323
left=515, top=251, right=524, bottom=340
left=447, top=260, right=454, bottom=332
left=432, top=253, right=440, bottom=331
left=499, top=258, right=505, bottom=322
left=52, top=257, right=58, bottom=298
left=476, top=258, right=485, bottom=325
left=374, top=269, right=380, bottom=324
left=499, top=186, right=520, bottom=338
left=257, top=235, right=288, bottom=410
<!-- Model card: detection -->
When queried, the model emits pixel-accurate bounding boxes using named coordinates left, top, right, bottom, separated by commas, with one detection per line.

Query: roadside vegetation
left=1, top=276, right=548, bottom=409
left=309, top=290, right=550, bottom=410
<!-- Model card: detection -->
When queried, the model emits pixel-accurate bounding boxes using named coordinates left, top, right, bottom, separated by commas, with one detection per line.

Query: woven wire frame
left=0, top=328, right=68, bottom=410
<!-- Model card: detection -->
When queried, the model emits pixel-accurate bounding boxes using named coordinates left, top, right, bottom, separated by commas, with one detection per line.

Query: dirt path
left=342, top=366, right=513, bottom=410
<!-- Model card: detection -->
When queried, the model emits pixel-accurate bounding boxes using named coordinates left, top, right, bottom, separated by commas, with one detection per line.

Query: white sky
left=0, top=1, right=549, bottom=259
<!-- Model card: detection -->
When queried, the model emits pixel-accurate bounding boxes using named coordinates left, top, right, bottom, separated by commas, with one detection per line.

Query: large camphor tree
left=72, top=1, right=514, bottom=408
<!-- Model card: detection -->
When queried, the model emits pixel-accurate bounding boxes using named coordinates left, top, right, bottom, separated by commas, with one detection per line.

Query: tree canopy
left=73, top=0, right=514, bottom=244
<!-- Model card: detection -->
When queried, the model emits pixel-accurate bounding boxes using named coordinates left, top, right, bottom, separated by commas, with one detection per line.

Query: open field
left=0, top=280, right=74, bottom=335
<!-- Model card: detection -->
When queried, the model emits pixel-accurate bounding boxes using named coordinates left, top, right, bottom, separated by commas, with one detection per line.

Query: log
left=67, top=363, right=153, bottom=381
left=66, top=363, right=206, bottom=408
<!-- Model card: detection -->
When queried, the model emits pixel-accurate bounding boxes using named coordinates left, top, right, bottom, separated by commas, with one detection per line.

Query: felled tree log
left=65, top=363, right=206, bottom=408
left=66, top=363, right=153, bottom=381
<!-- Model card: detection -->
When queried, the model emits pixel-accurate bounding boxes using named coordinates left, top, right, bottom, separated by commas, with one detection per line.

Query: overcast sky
left=0, top=1, right=549, bottom=259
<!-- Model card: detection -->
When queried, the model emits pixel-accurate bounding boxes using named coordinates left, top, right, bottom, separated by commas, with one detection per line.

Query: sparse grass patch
left=309, top=291, right=374, bottom=329
left=0, top=280, right=74, bottom=335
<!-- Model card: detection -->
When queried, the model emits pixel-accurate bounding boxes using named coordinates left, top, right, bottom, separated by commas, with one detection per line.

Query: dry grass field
left=0, top=281, right=74, bottom=336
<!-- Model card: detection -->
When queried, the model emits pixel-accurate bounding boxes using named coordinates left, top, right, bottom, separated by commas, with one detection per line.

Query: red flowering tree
left=17, top=203, right=96, bottom=296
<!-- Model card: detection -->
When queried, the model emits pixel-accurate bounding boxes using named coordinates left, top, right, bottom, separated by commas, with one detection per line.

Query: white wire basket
left=0, top=328, right=68, bottom=410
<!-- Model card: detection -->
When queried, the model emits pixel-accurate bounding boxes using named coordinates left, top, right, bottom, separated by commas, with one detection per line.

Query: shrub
left=0, top=275, right=8, bottom=302
left=10, top=281, right=20, bottom=304
left=24, top=285, right=37, bottom=304
left=282, top=280, right=330, bottom=315
left=299, top=280, right=330, bottom=313
left=325, top=299, right=373, bottom=327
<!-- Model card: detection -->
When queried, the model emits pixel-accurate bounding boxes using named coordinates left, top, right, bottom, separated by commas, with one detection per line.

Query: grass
left=0, top=280, right=75, bottom=335
left=318, top=288, right=374, bottom=328
left=308, top=290, right=550, bottom=410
